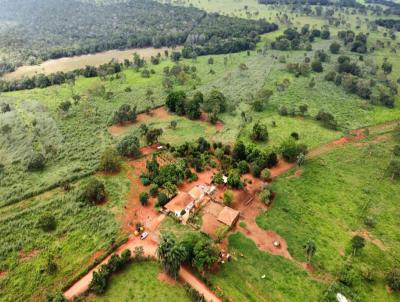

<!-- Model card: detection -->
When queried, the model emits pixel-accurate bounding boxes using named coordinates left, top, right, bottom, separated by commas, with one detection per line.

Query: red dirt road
left=64, top=236, right=158, bottom=300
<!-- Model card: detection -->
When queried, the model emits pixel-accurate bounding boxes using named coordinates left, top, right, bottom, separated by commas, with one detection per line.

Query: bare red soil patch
left=0, top=271, right=7, bottom=278
left=270, top=159, right=295, bottom=179
left=200, top=112, right=224, bottom=130
left=352, top=229, right=386, bottom=251
left=158, top=271, right=178, bottom=285
left=19, top=249, right=39, bottom=262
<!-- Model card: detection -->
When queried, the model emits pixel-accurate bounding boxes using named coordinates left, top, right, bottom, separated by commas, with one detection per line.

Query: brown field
left=2, top=46, right=180, bottom=80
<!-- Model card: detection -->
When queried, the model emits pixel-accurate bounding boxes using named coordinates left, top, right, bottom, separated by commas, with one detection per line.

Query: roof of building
left=217, top=206, right=240, bottom=227
left=204, top=201, right=224, bottom=217
left=188, top=186, right=205, bottom=201
left=164, top=192, right=193, bottom=213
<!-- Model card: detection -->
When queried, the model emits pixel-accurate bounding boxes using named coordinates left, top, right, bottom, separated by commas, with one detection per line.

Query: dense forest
left=375, top=19, right=400, bottom=30
left=0, top=0, right=277, bottom=75
left=257, top=0, right=363, bottom=7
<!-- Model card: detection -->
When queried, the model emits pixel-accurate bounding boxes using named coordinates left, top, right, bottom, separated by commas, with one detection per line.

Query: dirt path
left=179, top=267, right=222, bottom=302
left=64, top=236, right=158, bottom=300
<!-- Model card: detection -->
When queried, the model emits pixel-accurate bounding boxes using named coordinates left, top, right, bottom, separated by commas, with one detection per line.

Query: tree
left=223, top=190, right=234, bottom=206
left=157, top=233, right=186, bottom=279
left=37, top=214, right=57, bottom=232
left=329, top=42, right=341, bottom=54
left=311, top=60, right=323, bottom=72
left=185, top=97, right=201, bottom=120
left=139, top=192, right=149, bottom=206
left=259, top=187, right=272, bottom=205
left=280, top=139, right=308, bottom=163
left=27, top=153, right=46, bottom=171
left=260, top=168, right=271, bottom=181
left=212, top=172, right=224, bottom=185
left=58, top=100, right=71, bottom=113
left=192, top=239, right=219, bottom=272
left=99, top=147, right=121, bottom=173
left=321, top=30, right=330, bottom=39
left=351, top=235, right=365, bottom=255
left=164, top=182, right=178, bottom=199
left=146, top=128, right=163, bottom=145
left=204, top=89, right=227, bottom=113
left=316, top=110, right=337, bottom=130
left=387, top=160, right=400, bottom=180
left=166, top=91, right=186, bottom=113
left=112, top=104, right=137, bottom=124
left=227, top=169, right=243, bottom=189
left=251, top=122, right=269, bottom=142
left=232, top=141, right=246, bottom=161
left=83, top=179, right=106, bottom=204
left=387, top=268, right=400, bottom=291
left=382, top=61, right=393, bottom=74
left=171, top=52, right=182, bottom=62
left=170, top=120, right=177, bottom=129
left=157, top=192, right=169, bottom=206
left=304, top=240, right=316, bottom=263
left=238, top=160, right=249, bottom=174
left=117, top=134, right=141, bottom=158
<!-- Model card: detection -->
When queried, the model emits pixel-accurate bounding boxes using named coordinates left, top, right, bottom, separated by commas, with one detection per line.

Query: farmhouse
left=164, top=184, right=216, bottom=219
left=217, top=206, right=240, bottom=228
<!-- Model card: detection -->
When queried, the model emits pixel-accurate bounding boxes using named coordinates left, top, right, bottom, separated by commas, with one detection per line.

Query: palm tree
left=157, top=233, right=186, bottom=279
left=304, top=240, right=316, bottom=263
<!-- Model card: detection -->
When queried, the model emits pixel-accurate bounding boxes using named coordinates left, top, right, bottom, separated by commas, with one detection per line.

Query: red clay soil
left=237, top=218, right=294, bottom=260
left=179, top=266, right=222, bottom=302
left=19, top=249, right=39, bottom=262
left=200, top=112, right=224, bottom=130
left=140, top=143, right=161, bottom=156
left=158, top=271, right=178, bottom=285
left=64, top=236, right=159, bottom=300
left=0, top=271, right=7, bottom=278
left=136, top=106, right=170, bottom=123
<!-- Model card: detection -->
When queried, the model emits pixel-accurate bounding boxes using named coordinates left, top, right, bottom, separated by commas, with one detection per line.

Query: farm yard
left=0, top=0, right=400, bottom=301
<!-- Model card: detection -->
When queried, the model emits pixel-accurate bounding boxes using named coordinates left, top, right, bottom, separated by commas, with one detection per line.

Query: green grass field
left=87, top=261, right=189, bottom=302
left=0, top=171, right=130, bottom=302
left=256, top=136, right=400, bottom=301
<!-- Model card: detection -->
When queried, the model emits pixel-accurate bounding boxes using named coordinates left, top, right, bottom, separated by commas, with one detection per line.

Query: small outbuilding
left=217, top=206, right=240, bottom=228
left=164, top=192, right=194, bottom=217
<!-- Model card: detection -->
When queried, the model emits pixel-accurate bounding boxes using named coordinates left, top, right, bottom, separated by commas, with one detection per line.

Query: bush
left=250, top=163, right=262, bottom=177
left=393, top=145, right=400, bottom=156
left=260, top=188, right=272, bottom=205
left=149, top=184, right=159, bottom=197
left=251, top=122, right=269, bottom=141
left=37, top=214, right=57, bottom=232
left=260, top=168, right=271, bottom=181
left=223, top=190, right=234, bottom=206
left=280, top=139, right=308, bottom=163
left=290, top=132, right=300, bottom=140
left=27, top=153, right=46, bottom=171
left=387, top=268, right=400, bottom=291
left=311, top=60, right=323, bottom=72
left=139, top=192, right=149, bottom=206
left=238, top=160, right=249, bottom=174
left=83, top=179, right=106, bottom=204
left=140, top=176, right=151, bottom=186
left=316, top=110, right=338, bottom=130
left=99, top=147, right=121, bottom=173
left=157, top=192, right=169, bottom=206
left=329, top=42, right=341, bottom=54
left=117, top=134, right=141, bottom=158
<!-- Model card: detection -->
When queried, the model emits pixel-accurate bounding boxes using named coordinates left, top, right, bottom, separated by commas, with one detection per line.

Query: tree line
left=0, top=0, right=277, bottom=75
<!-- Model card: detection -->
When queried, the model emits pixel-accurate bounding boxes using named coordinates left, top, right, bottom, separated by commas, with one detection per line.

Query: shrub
left=311, top=60, right=323, bottom=72
left=99, top=147, right=121, bottom=173
left=291, top=132, right=300, bottom=140
left=223, top=190, right=234, bottom=206
left=238, top=160, right=249, bottom=174
left=83, top=179, right=106, bottom=204
left=280, top=139, right=308, bottom=163
left=260, top=188, right=272, bottom=205
left=149, top=184, right=159, bottom=197
left=315, top=110, right=338, bottom=130
left=117, top=134, right=141, bottom=158
left=27, top=153, right=46, bottom=171
left=329, top=42, right=341, bottom=54
left=260, top=168, right=271, bottom=181
left=157, top=192, right=169, bottom=206
left=37, top=214, right=57, bottom=232
left=251, top=122, right=269, bottom=142
left=139, top=192, right=149, bottom=206
left=250, top=163, right=262, bottom=177
left=393, top=145, right=400, bottom=156
left=140, top=176, right=151, bottom=186
left=387, top=268, right=400, bottom=291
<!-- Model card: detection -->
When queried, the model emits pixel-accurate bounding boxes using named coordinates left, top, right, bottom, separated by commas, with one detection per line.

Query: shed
left=217, top=206, right=240, bottom=228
